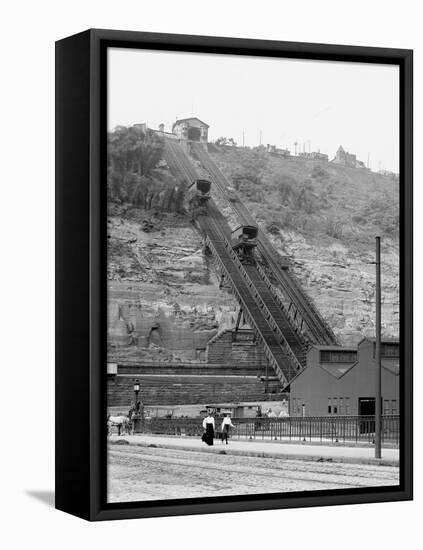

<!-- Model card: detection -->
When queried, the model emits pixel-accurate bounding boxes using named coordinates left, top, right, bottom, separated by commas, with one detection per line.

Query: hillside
left=203, top=145, right=399, bottom=344
left=107, top=137, right=399, bottom=362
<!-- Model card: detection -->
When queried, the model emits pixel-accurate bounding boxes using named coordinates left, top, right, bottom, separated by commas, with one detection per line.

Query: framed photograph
left=55, top=29, right=413, bottom=521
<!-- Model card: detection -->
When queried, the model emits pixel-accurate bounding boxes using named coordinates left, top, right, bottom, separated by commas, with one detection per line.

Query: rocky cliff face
left=274, top=231, right=399, bottom=345
left=107, top=206, right=240, bottom=362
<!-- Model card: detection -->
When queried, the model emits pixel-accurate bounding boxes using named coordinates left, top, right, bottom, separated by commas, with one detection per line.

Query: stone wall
left=206, top=329, right=266, bottom=369
left=107, top=363, right=281, bottom=408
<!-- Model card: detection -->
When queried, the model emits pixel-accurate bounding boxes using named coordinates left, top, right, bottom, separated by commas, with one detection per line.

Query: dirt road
left=108, top=444, right=399, bottom=503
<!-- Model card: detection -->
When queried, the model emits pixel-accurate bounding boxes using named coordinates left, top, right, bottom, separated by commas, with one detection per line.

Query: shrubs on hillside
left=107, top=125, right=186, bottom=214
left=214, top=137, right=237, bottom=147
left=311, top=164, right=329, bottom=181
left=361, top=197, right=399, bottom=237
left=210, top=146, right=398, bottom=244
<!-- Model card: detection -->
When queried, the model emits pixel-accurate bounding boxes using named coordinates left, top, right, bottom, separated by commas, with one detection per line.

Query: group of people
left=202, top=412, right=235, bottom=446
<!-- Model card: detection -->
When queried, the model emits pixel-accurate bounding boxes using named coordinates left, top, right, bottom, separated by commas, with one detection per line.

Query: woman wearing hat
left=201, top=411, right=215, bottom=446
left=221, top=413, right=235, bottom=445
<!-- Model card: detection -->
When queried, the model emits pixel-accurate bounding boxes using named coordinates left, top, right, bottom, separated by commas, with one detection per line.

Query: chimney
left=159, top=123, right=165, bottom=132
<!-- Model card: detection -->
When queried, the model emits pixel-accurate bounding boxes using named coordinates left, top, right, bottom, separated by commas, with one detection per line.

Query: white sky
left=108, top=48, right=399, bottom=172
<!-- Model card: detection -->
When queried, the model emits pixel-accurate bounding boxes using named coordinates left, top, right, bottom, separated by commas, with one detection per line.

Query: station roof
left=172, top=117, right=209, bottom=128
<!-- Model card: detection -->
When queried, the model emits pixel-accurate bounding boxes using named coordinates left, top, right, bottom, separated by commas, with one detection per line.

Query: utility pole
left=294, top=141, right=298, bottom=155
left=375, top=236, right=382, bottom=459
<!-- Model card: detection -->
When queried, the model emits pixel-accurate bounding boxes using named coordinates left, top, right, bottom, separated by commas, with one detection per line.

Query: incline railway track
left=190, top=142, right=337, bottom=346
left=200, top=213, right=300, bottom=385
left=163, top=138, right=307, bottom=385
left=206, top=201, right=307, bottom=366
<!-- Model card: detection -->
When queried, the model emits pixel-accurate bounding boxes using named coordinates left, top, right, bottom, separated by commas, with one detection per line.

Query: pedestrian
left=221, top=414, right=235, bottom=445
left=201, top=411, right=215, bottom=446
left=128, top=403, right=135, bottom=420
left=267, top=408, right=277, bottom=418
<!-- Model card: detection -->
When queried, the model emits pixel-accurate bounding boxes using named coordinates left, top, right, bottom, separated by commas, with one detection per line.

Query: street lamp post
left=133, top=380, right=142, bottom=434
left=375, top=237, right=382, bottom=459
left=133, top=380, right=140, bottom=408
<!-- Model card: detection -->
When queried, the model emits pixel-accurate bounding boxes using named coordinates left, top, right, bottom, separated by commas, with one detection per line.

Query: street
left=107, top=444, right=399, bottom=503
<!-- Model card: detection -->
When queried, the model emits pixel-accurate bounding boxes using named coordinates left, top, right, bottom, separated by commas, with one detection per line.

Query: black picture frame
left=55, top=28, right=413, bottom=521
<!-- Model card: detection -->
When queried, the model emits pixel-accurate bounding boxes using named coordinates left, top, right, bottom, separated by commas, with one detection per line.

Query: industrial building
left=289, top=337, right=399, bottom=417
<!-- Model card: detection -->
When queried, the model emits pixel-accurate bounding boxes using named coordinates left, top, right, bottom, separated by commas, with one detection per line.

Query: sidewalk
left=109, top=434, right=399, bottom=466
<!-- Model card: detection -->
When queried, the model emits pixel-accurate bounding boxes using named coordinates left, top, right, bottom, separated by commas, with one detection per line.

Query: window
left=195, top=348, right=206, bottom=361
left=328, top=398, right=332, bottom=414
left=345, top=398, right=350, bottom=415
left=373, top=343, right=400, bottom=358
left=339, top=398, right=344, bottom=415
left=320, top=350, right=357, bottom=363
left=391, top=400, right=398, bottom=415
left=333, top=398, right=338, bottom=414
left=384, top=399, right=390, bottom=415
left=382, top=343, right=399, bottom=358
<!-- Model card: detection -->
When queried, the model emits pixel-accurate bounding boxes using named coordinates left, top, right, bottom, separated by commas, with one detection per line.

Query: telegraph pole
left=375, top=236, right=382, bottom=459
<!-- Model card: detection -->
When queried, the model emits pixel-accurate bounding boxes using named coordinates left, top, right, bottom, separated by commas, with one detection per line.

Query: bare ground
left=107, top=445, right=399, bottom=503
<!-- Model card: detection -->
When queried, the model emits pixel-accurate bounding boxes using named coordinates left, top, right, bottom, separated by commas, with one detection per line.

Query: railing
left=140, top=415, right=400, bottom=446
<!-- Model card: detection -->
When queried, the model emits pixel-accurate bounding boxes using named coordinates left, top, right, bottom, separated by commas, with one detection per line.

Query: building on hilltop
left=298, top=150, right=329, bottom=162
left=331, top=145, right=366, bottom=169
left=266, top=144, right=291, bottom=157
left=378, top=169, right=399, bottom=181
left=172, top=117, right=209, bottom=143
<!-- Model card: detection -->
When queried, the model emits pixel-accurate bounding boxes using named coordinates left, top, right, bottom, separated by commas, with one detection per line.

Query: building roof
left=312, top=345, right=358, bottom=351
left=172, top=117, right=209, bottom=128
left=358, top=336, right=400, bottom=346
left=382, top=359, right=400, bottom=375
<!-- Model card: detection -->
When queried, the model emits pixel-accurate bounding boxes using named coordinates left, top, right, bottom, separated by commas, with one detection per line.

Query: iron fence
left=140, top=415, right=400, bottom=446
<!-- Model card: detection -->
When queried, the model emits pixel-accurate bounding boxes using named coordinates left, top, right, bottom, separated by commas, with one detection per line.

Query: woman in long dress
left=221, top=414, right=235, bottom=444
left=202, top=413, right=215, bottom=446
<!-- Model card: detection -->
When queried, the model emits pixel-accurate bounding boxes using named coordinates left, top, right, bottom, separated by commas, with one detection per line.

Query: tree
left=215, top=136, right=237, bottom=147
left=107, top=125, right=164, bottom=202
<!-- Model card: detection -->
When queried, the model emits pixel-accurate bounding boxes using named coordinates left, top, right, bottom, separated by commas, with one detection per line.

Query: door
left=358, top=397, right=375, bottom=434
